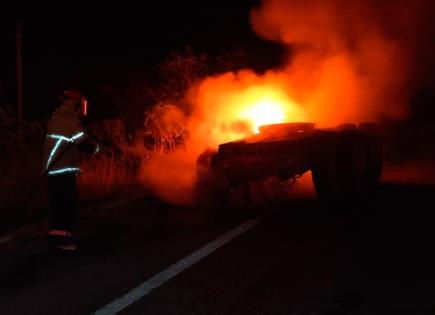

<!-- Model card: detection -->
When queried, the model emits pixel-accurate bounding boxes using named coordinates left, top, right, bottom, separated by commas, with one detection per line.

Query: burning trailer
left=196, top=122, right=382, bottom=205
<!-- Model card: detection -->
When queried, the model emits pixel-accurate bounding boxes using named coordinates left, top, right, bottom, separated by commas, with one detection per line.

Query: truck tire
left=312, top=125, right=381, bottom=205
left=195, top=149, right=231, bottom=208
left=335, top=128, right=371, bottom=201
left=311, top=131, right=341, bottom=202
left=359, top=123, right=382, bottom=192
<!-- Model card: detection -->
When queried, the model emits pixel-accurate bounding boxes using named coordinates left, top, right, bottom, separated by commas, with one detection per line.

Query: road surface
left=1, top=180, right=435, bottom=314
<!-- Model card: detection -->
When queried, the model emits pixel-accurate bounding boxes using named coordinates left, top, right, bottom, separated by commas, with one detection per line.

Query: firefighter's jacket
left=43, top=104, right=89, bottom=176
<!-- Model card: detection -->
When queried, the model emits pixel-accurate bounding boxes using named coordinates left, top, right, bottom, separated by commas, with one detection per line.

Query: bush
left=0, top=117, right=46, bottom=222
left=78, top=119, right=148, bottom=200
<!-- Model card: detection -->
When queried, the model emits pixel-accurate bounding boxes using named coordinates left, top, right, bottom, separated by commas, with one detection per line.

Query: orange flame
left=140, top=0, right=435, bottom=206
left=190, top=71, right=308, bottom=146
left=238, top=86, right=304, bottom=133
left=140, top=77, right=309, bottom=205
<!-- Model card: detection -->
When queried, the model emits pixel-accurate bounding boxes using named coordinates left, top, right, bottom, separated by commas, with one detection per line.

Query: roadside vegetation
left=0, top=47, right=214, bottom=226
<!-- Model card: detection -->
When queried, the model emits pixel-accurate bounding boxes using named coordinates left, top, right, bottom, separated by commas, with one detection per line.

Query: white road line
left=92, top=219, right=260, bottom=315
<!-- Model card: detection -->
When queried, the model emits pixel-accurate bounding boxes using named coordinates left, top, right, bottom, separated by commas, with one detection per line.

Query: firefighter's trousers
left=47, top=173, right=79, bottom=233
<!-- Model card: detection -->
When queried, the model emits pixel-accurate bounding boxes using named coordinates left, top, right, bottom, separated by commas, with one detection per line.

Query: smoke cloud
left=142, top=0, right=435, bottom=204
left=251, top=0, right=435, bottom=125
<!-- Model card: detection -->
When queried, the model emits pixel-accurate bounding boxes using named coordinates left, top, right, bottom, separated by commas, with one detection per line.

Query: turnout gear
left=43, top=102, right=89, bottom=175
left=44, top=90, right=98, bottom=251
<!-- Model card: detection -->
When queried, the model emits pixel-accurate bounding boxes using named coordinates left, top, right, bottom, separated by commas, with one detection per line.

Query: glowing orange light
left=237, top=87, right=305, bottom=133
left=192, top=75, right=309, bottom=146
left=241, top=99, right=286, bottom=133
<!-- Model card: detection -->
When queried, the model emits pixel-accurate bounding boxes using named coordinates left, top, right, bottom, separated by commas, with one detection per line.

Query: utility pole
left=16, top=21, right=24, bottom=146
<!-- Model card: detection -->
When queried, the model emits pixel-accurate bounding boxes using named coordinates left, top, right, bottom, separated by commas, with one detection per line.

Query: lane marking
left=92, top=219, right=260, bottom=315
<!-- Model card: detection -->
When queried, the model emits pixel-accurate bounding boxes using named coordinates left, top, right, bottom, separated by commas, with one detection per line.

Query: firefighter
left=43, top=89, right=99, bottom=251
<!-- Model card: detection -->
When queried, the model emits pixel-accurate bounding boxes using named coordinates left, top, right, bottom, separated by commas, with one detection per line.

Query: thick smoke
left=140, top=71, right=308, bottom=205
left=142, top=0, right=435, bottom=204
left=251, top=0, right=435, bottom=126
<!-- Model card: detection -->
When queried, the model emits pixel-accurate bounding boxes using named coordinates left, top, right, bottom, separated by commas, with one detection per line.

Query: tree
left=147, top=46, right=209, bottom=114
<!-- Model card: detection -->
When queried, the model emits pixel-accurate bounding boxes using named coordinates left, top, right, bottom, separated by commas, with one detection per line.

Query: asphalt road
left=1, top=180, right=435, bottom=315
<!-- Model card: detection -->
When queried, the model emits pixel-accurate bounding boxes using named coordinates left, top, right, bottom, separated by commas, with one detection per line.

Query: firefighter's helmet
left=60, top=89, right=88, bottom=117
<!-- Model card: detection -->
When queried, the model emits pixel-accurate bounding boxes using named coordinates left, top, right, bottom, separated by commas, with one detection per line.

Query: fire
left=190, top=71, right=308, bottom=146
left=242, top=99, right=285, bottom=133
left=239, top=88, right=297, bottom=133
left=140, top=0, right=434, bottom=206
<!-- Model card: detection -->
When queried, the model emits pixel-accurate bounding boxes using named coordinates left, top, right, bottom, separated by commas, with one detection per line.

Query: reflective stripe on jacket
left=43, top=104, right=88, bottom=176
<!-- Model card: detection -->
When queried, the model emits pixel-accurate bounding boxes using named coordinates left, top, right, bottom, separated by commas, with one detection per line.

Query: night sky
left=0, top=0, right=283, bottom=120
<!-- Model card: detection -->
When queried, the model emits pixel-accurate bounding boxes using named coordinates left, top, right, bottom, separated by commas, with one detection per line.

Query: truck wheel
left=335, top=129, right=371, bottom=201
left=311, top=131, right=341, bottom=202
left=195, top=149, right=230, bottom=208
left=359, top=123, right=383, bottom=192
